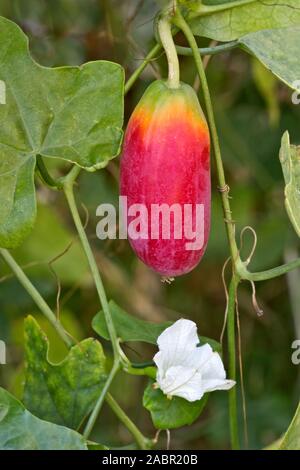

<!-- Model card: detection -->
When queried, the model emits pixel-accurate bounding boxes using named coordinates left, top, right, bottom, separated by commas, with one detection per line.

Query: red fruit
left=120, top=80, right=210, bottom=277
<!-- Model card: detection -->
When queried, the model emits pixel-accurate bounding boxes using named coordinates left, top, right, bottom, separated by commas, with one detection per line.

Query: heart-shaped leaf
left=279, top=131, right=300, bottom=237
left=143, top=380, right=208, bottom=429
left=92, top=300, right=221, bottom=352
left=23, top=316, right=107, bottom=430
left=0, top=16, right=124, bottom=248
left=0, top=387, right=87, bottom=450
left=190, top=1, right=300, bottom=41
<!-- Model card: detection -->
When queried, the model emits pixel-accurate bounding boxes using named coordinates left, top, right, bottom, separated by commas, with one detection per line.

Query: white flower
left=153, top=319, right=235, bottom=402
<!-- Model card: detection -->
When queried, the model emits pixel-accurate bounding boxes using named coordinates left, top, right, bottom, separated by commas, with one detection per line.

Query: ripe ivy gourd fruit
left=120, top=80, right=210, bottom=277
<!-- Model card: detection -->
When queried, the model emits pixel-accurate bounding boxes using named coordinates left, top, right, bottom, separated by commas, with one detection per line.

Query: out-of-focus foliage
left=251, top=59, right=280, bottom=128
left=0, top=0, right=299, bottom=450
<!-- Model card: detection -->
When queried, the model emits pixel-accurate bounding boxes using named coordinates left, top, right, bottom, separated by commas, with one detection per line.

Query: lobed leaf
left=0, top=16, right=124, bottom=248
left=23, top=316, right=107, bottom=430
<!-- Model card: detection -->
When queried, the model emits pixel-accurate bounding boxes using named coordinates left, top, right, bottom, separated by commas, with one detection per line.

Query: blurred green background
left=0, top=0, right=299, bottom=450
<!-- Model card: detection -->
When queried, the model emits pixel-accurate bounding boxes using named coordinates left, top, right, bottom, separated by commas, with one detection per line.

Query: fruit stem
left=158, top=15, right=180, bottom=89
left=124, top=41, right=238, bottom=95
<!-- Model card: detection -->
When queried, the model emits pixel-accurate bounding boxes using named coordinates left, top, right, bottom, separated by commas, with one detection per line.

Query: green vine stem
left=105, top=393, right=152, bottom=450
left=157, top=15, right=180, bottom=89
left=176, top=41, right=239, bottom=57
left=62, top=166, right=119, bottom=359
left=173, top=9, right=240, bottom=265
left=36, top=155, right=63, bottom=190
left=124, top=363, right=156, bottom=379
left=227, top=277, right=240, bottom=450
left=83, top=359, right=120, bottom=439
left=63, top=166, right=123, bottom=436
left=0, top=248, right=73, bottom=348
left=124, top=44, right=162, bottom=95
left=0, top=247, right=149, bottom=448
left=236, top=257, right=300, bottom=282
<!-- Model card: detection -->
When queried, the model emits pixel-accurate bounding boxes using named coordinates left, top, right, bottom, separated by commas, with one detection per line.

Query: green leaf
left=190, top=1, right=300, bottom=41
left=93, top=301, right=172, bottom=344
left=23, top=316, right=107, bottom=430
left=143, top=380, right=208, bottom=429
left=0, top=16, right=124, bottom=248
left=0, top=154, right=36, bottom=250
left=279, top=402, right=300, bottom=449
left=0, top=387, right=87, bottom=450
left=92, top=300, right=221, bottom=352
left=279, top=131, right=300, bottom=237
left=240, top=27, right=300, bottom=91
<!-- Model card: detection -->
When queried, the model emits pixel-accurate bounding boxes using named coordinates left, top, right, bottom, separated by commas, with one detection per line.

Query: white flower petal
left=198, top=351, right=235, bottom=392
left=154, top=319, right=236, bottom=402
left=202, top=379, right=236, bottom=393
left=201, top=351, right=226, bottom=381
left=155, top=319, right=199, bottom=373
left=157, top=365, right=194, bottom=394
left=157, top=366, right=204, bottom=402
left=190, top=343, right=214, bottom=370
